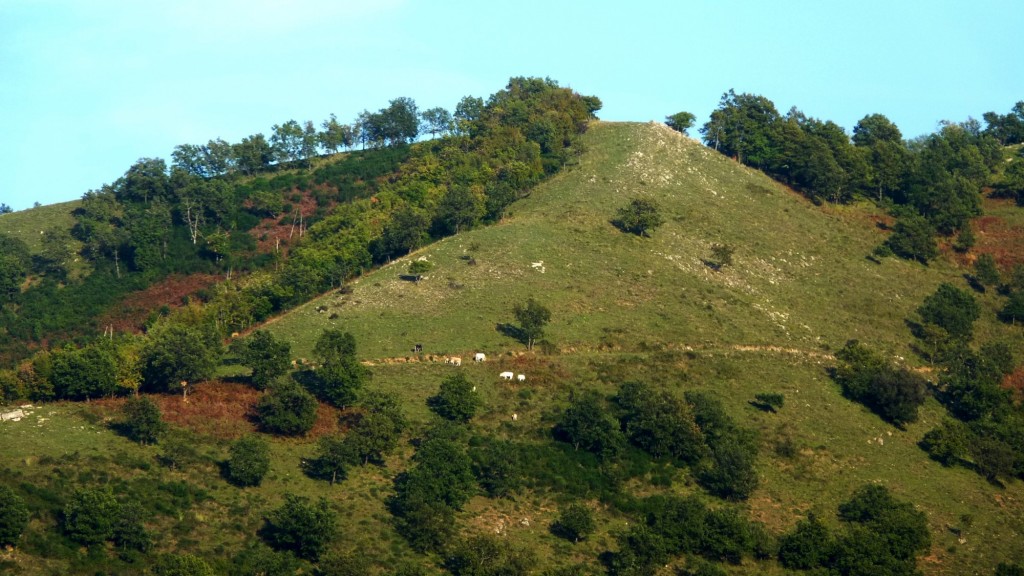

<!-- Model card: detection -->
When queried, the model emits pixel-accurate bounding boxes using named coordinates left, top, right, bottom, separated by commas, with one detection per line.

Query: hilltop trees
left=665, top=111, right=696, bottom=135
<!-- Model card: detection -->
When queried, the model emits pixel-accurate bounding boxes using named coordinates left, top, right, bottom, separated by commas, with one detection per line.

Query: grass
left=3, top=122, right=1024, bottom=574
left=0, top=200, right=88, bottom=279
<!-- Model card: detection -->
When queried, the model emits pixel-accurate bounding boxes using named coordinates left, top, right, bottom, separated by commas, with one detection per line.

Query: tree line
left=0, top=77, right=600, bottom=370
left=687, top=93, right=1024, bottom=263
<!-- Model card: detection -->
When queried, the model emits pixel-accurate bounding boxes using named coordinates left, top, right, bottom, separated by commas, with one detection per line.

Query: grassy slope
left=266, top=122, right=1024, bottom=573
left=0, top=200, right=87, bottom=278
left=2, top=123, right=1022, bottom=574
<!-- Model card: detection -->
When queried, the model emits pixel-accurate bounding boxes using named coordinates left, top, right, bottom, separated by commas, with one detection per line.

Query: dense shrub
left=261, top=494, right=337, bottom=561
left=0, top=485, right=29, bottom=547
left=256, top=381, right=318, bottom=436
left=225, top=435, right=271, bottom=487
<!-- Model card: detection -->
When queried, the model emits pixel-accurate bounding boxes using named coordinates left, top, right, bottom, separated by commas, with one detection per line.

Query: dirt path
left=361, top=342, right=837, bottom=366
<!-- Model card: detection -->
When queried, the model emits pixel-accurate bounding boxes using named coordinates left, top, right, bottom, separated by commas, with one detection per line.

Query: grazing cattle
left=474, top=353, right=486, bottom=362
left=230, top=332, right=240, bottom=338
left=512, top=413, right=518, bottom=421
left=500, top=371, right=514, bottom=380
left=451, top=357, right=462, bottom=366
left=517, top=374, right=526, bottom=382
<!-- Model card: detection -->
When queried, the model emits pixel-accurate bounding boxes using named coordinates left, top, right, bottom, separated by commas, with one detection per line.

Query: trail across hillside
left=360, top=342, right=837, bottom=366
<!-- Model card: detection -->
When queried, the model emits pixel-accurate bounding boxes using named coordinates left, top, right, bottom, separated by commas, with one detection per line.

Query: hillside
left=1, top=122, right=1022, bottom=575
left=265, top=122, right=1024, bottom=573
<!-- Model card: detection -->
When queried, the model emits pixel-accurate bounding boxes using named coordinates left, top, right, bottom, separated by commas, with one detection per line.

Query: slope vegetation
left=262, top=122, right=1023, bottom=573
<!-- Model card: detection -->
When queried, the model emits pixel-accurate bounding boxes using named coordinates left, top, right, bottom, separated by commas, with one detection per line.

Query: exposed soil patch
left=970, top=200, right=1024, bottom=270
left=93, top=381, right=343, bottom=440
left=249, top=189, right=327, bottom=256
left=98, top=273, right=221, bottom=333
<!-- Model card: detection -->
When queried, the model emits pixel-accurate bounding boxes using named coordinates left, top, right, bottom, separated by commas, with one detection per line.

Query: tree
left=696, top=431, right=760, bottom=500
left=141, top=320, right=221, bottom=394
left=153, top=553, right=216, bottom=576
left=383, top=97, right=420, bottom=144
left=311, top=329, right=370, bottom=408
left=421, top=107, right=453, bottom=139
left=974, top=253, right=1001, bottom=287
left=233, top=133, right=274, bottom=175
left=1000, top=290, right=1024, bottom=325
left=917, top=283, right=980, bottom=341
left=852, top=113, right=903, bottom=147
left=513, top=297, right=551, bottom=350
left=919, top=419, right=971, bottom=466
left=307, top=434, right=352, bottom=485
left=612, top=198, right=664, bottom=237
left=0, top=251, right=27, bottom=301
left=63, top=487, right=120, bottom=546
left=700, top=89, right=781, bottom=168
left=0, top=486, right=29, bottom=547
left=428, top=373, right=479, bottom=422
left=552, top=503, right=595, bottom=543
left=226, top=435, right=271, bottom=487
left=0, top=203, right=12, bottom=214
left=262, top=494, right=337, bottom=561
left=879, top=214, right=938, bottom=263
left=49, top=344, right=118, bottom=400
left=777, top=513, right=833, bottom=569
left=271, top=120, right=305, bottom=165
left=434, top=185, right=483, bottom=235
left=240, top=330, right=291, bottom=389
left=665, top=111, right=696, bottom=135
left=838, top=484, right=930, bottom=560
left=120, top=396, right=165, bottom=444
left=344, top=391, right=407, bottom=465
left=554, top=390, right=623, bottom=457
left=833, top=340, right=928, bottom=426
left=319, top=114, right=354, bottom=153
left=616, top=381, right=708, bottom=463
left=256, top=381, right=318, bottom=436
left=113, top=499, right=152, bottom=554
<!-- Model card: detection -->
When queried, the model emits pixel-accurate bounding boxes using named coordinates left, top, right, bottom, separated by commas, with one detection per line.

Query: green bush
left=256, top=381, right=318, bottom=436
left=120, top=396, right=165, bottom=444
left=261, top=494, right=337, bottom=561
left=225, top=435, right=271, bottom=487
left=0, top=485, right=29, bottom=547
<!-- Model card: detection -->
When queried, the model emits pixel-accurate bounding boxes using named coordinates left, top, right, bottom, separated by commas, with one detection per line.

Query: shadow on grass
left=496, top=323, right=526, bottom=346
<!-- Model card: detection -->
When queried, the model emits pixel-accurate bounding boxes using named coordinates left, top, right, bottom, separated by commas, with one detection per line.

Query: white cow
left=451, top=357, right=462, bottom=366
left=474, top=353, right=486, bottom=362
left=499, top=371, right=514, bottom=380
left=517, top=374, right=526, bottom=382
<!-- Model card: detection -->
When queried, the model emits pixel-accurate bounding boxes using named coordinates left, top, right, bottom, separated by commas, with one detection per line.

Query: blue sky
left=2, top=0, right=1021, bottom=211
